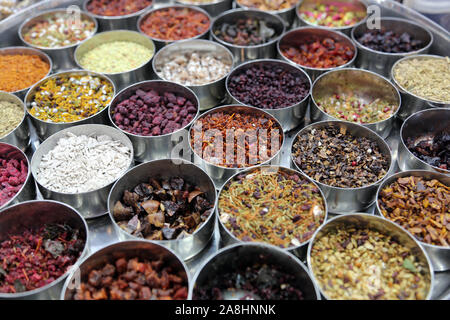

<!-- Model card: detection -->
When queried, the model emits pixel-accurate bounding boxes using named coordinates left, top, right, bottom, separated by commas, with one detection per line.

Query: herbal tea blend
left=406, top=131, right=450, bottom=170
left=0, top=155, right=27, bottom=206
left=237, top=0, right=298, bottom=11
left=0, top=100, right=24, bottom=138
left=214, top=18, right=279, bottom=46
left=357, top=29, right=424, bottom=53
left=299, top=2, right=366, bottom=28
left=86, top=0, right=152, bottom=16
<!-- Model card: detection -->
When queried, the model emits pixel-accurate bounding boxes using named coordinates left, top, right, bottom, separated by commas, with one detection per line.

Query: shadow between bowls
left=175, top=0, right=233, bottom=17
left=0, top=92, right=30, bottom=152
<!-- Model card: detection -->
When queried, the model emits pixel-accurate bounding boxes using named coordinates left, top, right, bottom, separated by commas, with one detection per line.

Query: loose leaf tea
left=72, top=257, right=188, bottom=300
left=299, top=2, right=366, bottom=28
left=378, top=176, right=450, bottom=247
left=214, top=18, right=278, bottom=46
left=292, top=125, right=389, bottom=188
left=113, top=176, right=213, bottom=241
left=311, top=227, right=430, bottom=300
left=0, top=100, right=24, bottom=138
left=357, top=29, right=424, bottom=53
left=237, top=0, right=298, bottom=11
left=219, top=167, right=325, bottom=248
left=406, top=131, right=450, bottom=170
left=0, top=156, right=27, bottom=207
left=86, top=0, right=153, bottom=16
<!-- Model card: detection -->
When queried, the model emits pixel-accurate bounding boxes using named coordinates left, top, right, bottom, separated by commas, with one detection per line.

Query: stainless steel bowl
left=290, top=120, right=394, bottom=214
left=31, top=124, right=134, bottom=219
left=0, top=200, right=89, bottom=300
left=61, top=240, right=191, bottom=300
left=137, top=5, right=212, bottom=51
left=310, top=68, right=401, bottom=139
left=74, top=30, right=155, bottom=91
left=277, top=27, right=357, bottom=81
left=191, top=242, right=321, bottom=300
left=18, top=8, right=98, bottom=71
left=175, top=0, right=233, bottom=17
left=391, top=54, right=449, bottom=121
left=217, top=165, right=328, bottom=260
left=24, top=70, right=116, bottom=141
left=108, top=159, right=216, bottom=261
left=225, top=59, right=311, bottom=132
left=189, top=104, right=284, bottom=189
left=375, top=170, right=450, bottom=271
left=109, top=80, right=200, bottom=162
left=307, top=213, right=434, bottom=300
left=398, top=108, right=450, bottom=174
left=235, top=0, right=299, bottom=28
left=83, top=0, right=154, bottom=31
left=0, top=46, right=52, bottom=100
left=152, top=39, right=234, bottom=111
left=0, top=143, right=35, bottom=210
left=0, top=92, right=29, bottom=151
left=351, top=17, right=433, bottom=77
left=296, top=0, right=368, bottom=36
left=210, top=9, right=286, bottom=66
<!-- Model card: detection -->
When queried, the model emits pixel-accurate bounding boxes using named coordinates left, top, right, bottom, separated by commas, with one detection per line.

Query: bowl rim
left=210, top=8, right=287, bottom=50
left=290, top=119, right=395, bottom=191
left=235, top=0, right=300, bottom=15
left=306, top=212, right=435, bottom=300
left=0, top=199, right=89, bottom=299
left=18, top=8, right=98, bottom=51
left=0, top=92, right=27, bottom=142
left=175, top=0, right=230, bottom=5
left=310, top=67, right=402, bottom=126
left=225, top=58, right=312, bottom=111
left=82, top=0, right=154, bottom=20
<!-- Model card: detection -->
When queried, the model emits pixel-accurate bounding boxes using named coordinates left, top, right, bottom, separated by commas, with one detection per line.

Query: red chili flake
left=86, top=0, right=153, bottom=16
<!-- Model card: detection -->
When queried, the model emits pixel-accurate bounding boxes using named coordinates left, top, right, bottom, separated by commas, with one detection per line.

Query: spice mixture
left=292, top=125, right=389, bottom=188
left=237, top=0, right=298, bottom=11
left=393, top=56, right=450, bottom=103
left=72, top=257, right=188, bottom=300
left=157, top=52, right=232, bottom=86
left=0, top=54, right=49, bottom=92
left=311, top=226, right=431, bottom=300
left=22, top=12, right=96, bottom=48
left=178, top=0, right=218, bottom=3
left=191, top=110, right=282, bottom=168
left=79, top=41, right=153, bottom=74
left=214, top=18, right=279, bottom=46
left=228, top=63, right=309, bottom=110
left=36, top=133, right=131, bottom=193
left=299, top=2, right=366, bottom=28
left=406, top=131, right=450, bottom=170
left=111, top=88, right=197, bottom=136
left=0, top=156, right=27, bottom=207
left=357, top=29, right=424, bottom=53
left=0, top=100, right=24, bottom=138
left=0, top=223, right=85, bottom=294
left=113, top=176, right=213, bottom=241
left=86, top=0, right=153, bottom=16
left=280, top=37, right=354, bottom=69
left=219, top=167, right=325, bottom=248
left=139, top=7, right=210, bottom=41
left=378, top=176, right=449, bottom=247
left=315, top=92, right=397, bottom=124
left=29, top=74, right=114, bottom=123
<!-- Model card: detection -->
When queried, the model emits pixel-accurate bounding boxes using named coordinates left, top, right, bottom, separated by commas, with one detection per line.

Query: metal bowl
left=307, top=213, right=434, bottom=300
left=310, top=68, right=401, bottom=139
left=351, top=17, right=433, bottom=78
left=398, top=108, right=450, bottom=174
left=108, top=159, right=217, bottom=261
left=277, top=27, right=357, bottom=81
left=225, top=59, right=311, bottom=132
left=296, top=0, right=368, bottom=36
left=0, top=143, right=35, bottom=210
left=191, top=242, right=321, bottom=300
left=74, top=30, right=155, bottom=91
left=31, top=124, right=134, bottom=219
left=175, top=0, right=233, bottom=17
left=0, top=200, right=89, bottom=300
left=152, top=39, right=234, bottom=111
left=18, top=8, right=98, bottom=70
left=137, top=5, right=212, bottom=51
left=235, top=0, right=299, bottom=28
left=0, top=46, right=52, bottom=100
left=290, top=120, right=394, bottom=214
left=210, top=9, right=286, bottom=66
left=217, top=165, right=328, bottom=260
left=0, top=92, right=29, bottom=151
left=189, top=104, right=285, bottom=189
left=24, top=70, right=116, bottom=141
left=61, top=240, right=191, bottom=300
left=109, top=80, right=200, bottom=162
left=376, top=170, right=450, bottom=271
left=390, top=54, right=449, bottom=121
left=83, top=0, right=154, bottom=31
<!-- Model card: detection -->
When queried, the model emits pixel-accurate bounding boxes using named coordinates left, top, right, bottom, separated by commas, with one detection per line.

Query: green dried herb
left=403, top=258, right=417, bottom=273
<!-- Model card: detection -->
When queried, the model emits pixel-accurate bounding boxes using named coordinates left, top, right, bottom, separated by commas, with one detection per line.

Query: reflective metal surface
left=0, top=200, right=89, bottom=300
left=30, top=124, right=134, bottom=219
left=310, top=68, right=401, bottom=138
left=307, top=213, right=434, bottom=300
left=152, top=39, right=234, bottom=111
left=225, top=59, right=312, bottom=132
left=0, top=92, right=30, bottom=151
left=175, top=0, right=233, bottom=17
left=235, top=0, right=298, bottom=28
